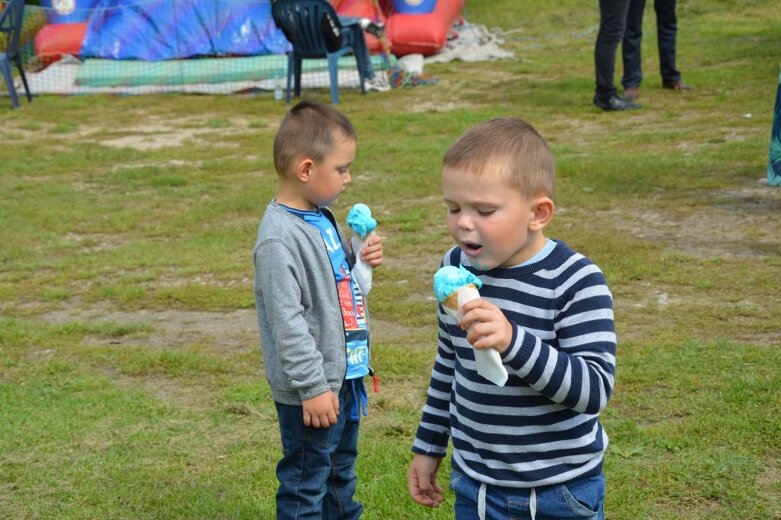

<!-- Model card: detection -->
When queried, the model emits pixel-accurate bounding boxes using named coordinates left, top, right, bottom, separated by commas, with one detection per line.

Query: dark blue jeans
left=769, top=77, right=781, bottom=186
left=450, top=467, right=605, bottom=520
left=594, top=0, right=632, bottom=102
left=274, top=381, right=362, bottom=520
left=621, top=0, right=681, bottom=88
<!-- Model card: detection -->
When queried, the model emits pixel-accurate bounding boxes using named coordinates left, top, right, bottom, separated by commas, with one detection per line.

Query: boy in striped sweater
left=407, top=118, right=617, bottom=519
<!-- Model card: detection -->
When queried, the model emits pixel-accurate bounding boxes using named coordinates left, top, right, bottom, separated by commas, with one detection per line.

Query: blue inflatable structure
left=81, top=0, right=290, bottom=61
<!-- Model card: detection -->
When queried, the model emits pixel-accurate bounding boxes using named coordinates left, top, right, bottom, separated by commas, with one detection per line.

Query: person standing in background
left=594, top=0, right=642, bottom=111
left=621, top=0, right=691, bottom=101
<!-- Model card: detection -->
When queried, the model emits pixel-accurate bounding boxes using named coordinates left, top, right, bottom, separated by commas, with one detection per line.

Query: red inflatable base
left=388, top=0, right=462, bottom=57
left=34, top=22, right=87, bottom=65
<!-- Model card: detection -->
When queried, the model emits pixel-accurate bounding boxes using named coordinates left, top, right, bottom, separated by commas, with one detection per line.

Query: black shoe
left=593, top=95, right=642, bottom=111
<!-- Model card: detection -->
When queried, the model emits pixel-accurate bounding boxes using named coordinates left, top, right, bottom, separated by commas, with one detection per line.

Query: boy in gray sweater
left=253, top=100, right=384, bottom=519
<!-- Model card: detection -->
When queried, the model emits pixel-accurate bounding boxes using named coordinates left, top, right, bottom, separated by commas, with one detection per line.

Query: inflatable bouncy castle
left=33, top=0, right=462, bottom=64
left=19, top=0, right=464, bottom=95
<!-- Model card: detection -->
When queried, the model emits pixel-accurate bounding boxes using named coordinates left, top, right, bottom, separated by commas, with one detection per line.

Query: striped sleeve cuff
left=501, top=324, right=539, bottom=377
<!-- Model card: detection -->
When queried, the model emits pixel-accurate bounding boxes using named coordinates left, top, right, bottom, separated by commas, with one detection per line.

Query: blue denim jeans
left=450, top=467, right=605, bottom=520
left=274, top=381, right=362, bottom=520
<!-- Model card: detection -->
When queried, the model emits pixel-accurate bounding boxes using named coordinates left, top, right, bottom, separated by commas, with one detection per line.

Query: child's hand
left=302, top=391, right=339, bottom=428
left=361, top=233, right=384, bottom=268
left=407, top=454, right=444, bottom=508
left=459, top=298, right=513, bottom=354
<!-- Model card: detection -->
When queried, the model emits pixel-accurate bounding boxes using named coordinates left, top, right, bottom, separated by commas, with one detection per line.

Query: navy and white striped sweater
left=412, top=241, right=617, bottom=488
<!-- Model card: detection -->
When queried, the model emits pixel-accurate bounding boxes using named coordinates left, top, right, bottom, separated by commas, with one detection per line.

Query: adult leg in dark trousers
left=655, top=0, right=685, bottom=88
left=594, top=0, right=640, bottom=111
left=621, top=0, right=645, bottom=95
left=622, top=0, right=688, bottom=98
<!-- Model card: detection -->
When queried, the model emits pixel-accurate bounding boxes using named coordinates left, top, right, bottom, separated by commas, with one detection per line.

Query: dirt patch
left=409, top=100, right=475, bottom=113
left=83, top=116, right=256, bottom=151
left=589, top=181, right=781, bottom=260
left=99, top=126, right=215, bottom=151
left=40, top=301, right=260, bottom=353
left=37, top=301, right=426, bottom=353
left=62, top=232, right=128, bottom=253
left=104, top=367, right=220, bottom=411
left=756, top=460, right=781, bottom=518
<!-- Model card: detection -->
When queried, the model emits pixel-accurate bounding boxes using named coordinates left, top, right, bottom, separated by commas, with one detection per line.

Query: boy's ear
left=294, top=158, right=315, bottom=183
left=529, top=196, right=554, bottom=231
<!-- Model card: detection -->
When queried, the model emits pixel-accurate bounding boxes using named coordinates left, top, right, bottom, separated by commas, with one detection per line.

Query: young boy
left=407, top=118, right=617, bottom=519
left=254, top=100, right=383, bottom=519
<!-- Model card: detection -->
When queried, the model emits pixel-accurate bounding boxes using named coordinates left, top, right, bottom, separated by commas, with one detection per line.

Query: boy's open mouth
left=462, top=241, right=482, bottom=256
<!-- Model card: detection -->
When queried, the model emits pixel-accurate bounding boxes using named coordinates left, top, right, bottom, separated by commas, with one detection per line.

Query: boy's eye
left=477, top=209, right=495, bottom=216
left=447, top=207, right=460, bottom=214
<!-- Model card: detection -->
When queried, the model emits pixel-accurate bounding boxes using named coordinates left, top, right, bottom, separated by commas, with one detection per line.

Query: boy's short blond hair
left=443, top=117, right=555, bottom=198
left=273, top=100, right=356, bottom=177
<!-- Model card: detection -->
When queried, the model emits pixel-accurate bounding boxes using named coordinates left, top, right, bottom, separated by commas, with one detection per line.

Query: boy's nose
left=458, top=213, right=475, bottom=230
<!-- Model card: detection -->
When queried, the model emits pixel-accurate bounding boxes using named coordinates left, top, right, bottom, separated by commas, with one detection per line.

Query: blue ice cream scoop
left=346, top=203, right=377, bottom=239
left=433, top=265, right=483, bottom=303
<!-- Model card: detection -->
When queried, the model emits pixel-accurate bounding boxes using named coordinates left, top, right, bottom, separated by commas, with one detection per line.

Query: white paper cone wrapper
left=350, top=232, right=374, bottom=295
left=442, top=286, right=509, bottom=387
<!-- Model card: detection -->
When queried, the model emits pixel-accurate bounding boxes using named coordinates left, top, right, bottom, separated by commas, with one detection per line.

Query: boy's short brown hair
left=443, top=117, right=555, bottom=198
left=273, top=100, right=357, bottom=177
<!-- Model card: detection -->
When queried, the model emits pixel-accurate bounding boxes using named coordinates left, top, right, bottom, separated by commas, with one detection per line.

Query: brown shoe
left=663, top=80, right=692, bottom=91
left=623, top=86, right=639, bottom=101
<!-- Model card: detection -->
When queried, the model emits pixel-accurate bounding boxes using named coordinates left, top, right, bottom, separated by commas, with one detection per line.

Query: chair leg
left=285, top=54, right=293, bottom=104
left=1, top=60, right=19, bottom=109
left=327, top=55, right=339, bottom=105
left=356, top=53, right=366, bottom=96
left=294, top=56, right=303, bottom=99
left=14, top=55, right=31, bottom=102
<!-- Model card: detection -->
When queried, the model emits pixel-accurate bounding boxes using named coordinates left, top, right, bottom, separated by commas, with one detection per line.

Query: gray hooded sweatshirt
left=253, top=201, right=365, bottom=405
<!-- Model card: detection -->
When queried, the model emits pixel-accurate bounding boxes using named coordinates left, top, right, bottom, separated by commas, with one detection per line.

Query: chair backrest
left=272, top=0, right=343, bottom=58
left=0, top=0, right=25, bottom=59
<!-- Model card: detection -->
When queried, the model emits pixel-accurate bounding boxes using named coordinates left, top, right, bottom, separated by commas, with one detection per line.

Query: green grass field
left=2, top=0, right=780, bottom=518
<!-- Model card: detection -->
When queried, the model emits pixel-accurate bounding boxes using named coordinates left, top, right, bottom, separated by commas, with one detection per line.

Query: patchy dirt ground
left=37, top=299, right=430, bottom=352
left=599, top=182, right=781, bottom=260
left=12, top=108, right=781, bottom=353
left=40, top=303, right=260, bottom=352
left=29, top=177, right=781, bottom=354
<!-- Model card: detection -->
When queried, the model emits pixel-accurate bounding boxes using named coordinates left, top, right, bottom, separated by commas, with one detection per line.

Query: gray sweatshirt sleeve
left=255, top=239, right=331, bottom=401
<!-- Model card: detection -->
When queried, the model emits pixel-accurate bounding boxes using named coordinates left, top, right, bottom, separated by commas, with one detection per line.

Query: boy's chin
left=463, top=256, right=495, bottom=271
left=311, top=196, right=339, bottom=207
